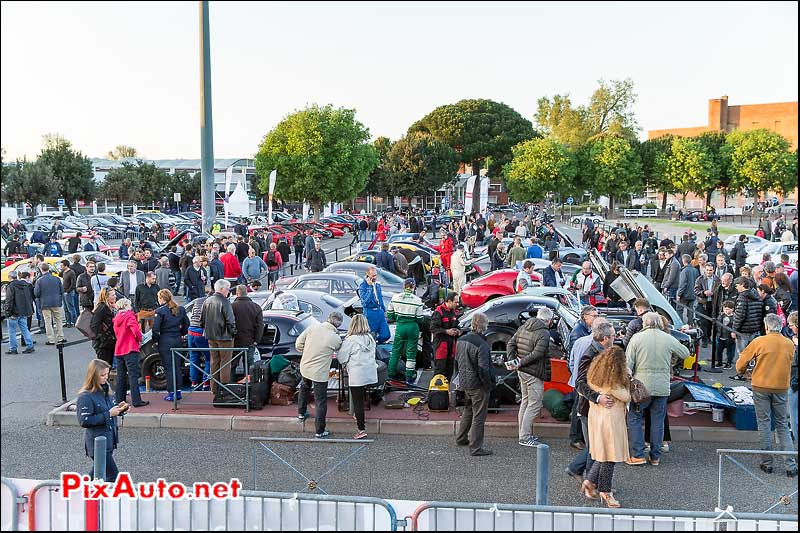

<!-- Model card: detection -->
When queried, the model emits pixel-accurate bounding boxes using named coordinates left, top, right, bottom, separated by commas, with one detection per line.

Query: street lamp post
left=199, top=0, right=215, bottom=234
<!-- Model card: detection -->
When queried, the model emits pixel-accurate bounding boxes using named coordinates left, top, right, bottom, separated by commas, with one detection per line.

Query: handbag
left=76, top=309, right=96, bottom=340
left=629, top=377, right=651, bottom=404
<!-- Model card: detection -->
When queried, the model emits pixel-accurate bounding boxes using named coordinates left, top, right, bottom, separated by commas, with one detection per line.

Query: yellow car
left=343, top=243, right=439, bottom=273
left=1, top=252, right=127, bottom=284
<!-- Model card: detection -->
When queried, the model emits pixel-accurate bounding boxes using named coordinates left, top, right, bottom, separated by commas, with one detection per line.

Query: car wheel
left=141, top=350, right=167, bottom=390
left=791, top=208, right=797, bottom=215
left=486, top=332, right=512, bottom=353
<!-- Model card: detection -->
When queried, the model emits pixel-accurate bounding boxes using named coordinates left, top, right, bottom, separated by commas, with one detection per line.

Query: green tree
left=106, top=145, right=139, bottom=160
left=136, top=161, right=174, bottom=205
left=254, top=104, right=378, bottom=221
left=1, top=158, right=59, bottom=207
left=581, top=134, right=642, bottom=213
left=695, top=131, right=730, bottom=206
left=37, top=135, right=96, bottom=215
left=638, top=135, right=676, bottom=210
left=535, top=79, right=640, bottom=146
left=504, top=138, right=578, bottom=203
left=409, top=99, right=536, bottom=214
left=363, top=136, right=393, bottom=198
left=384, top=132, right=458, bottom=200
left=722, top=129, right=797, bottom=213
left=172, top=170, right=201, bottom=204
left=102, top=162, right=143, bottom=206
left=656, top=137, right=719, bottom=209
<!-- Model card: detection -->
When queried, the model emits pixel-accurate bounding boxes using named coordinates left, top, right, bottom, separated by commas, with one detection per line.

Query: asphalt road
left=2, top=229, right=797, bottom=515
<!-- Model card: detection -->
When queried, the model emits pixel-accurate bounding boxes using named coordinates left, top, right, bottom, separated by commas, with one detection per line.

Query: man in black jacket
left=184, top=255, right=208, bottom=302
left=454, top=312, right=494, bottom=456
left=138, top=249, right=159, bottom=274
left=231, top=285, right=264, bottom=378
left=507, top=307, right=553, bottom=447
left=729, top=235, right=748, bottom=276
left=306, top=240, right=327, bottom=272
left=733, top=277, right=763, bottom=354
left=201, top=279, right=238, bottom=395
left=430, top=293, right=460, bottom=380
left=4, top=270, right=36, bottom=354
left=694, top=264, right=720, bottom=345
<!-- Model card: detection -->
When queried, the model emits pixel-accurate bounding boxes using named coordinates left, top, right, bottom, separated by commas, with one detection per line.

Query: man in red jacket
left=438, top=228, right=454, bottom=275
left=220, top=243, right=242, bottom=286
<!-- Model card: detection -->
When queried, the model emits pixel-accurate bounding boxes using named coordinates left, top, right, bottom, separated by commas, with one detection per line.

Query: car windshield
left=379, top=269, right=404, bottom=285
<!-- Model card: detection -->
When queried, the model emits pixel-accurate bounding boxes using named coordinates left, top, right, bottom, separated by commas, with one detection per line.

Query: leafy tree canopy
left=656, top=136, right=719, bottom=206
left=37, top=134, right=96, bottom=215
left=106, top=145, right=139, bottom=160
left=255, top=104, right=378, bottom=219
left=363, top=136, right=393, bottom=197
left=580, top=133, right=642, bottom=211
left=385, top=132, right=459, bottom=198
left=504, top=137, right=578, bottom=203
left=722, top=129, right=797, bottom=200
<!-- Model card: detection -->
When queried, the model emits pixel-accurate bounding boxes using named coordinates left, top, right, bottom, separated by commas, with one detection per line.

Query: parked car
left=459, top=269, right=543, bottom=309
left=323, top=262, right=406, bottom=292
left=571, top=213, right=605, bottom=225
left=746, top=241, right=798, bottom=266
left=722, top=234, right=770, bottom=255
left=766, top=202, right=798, bottom=215
left=274, top=271, right=398, bottom=304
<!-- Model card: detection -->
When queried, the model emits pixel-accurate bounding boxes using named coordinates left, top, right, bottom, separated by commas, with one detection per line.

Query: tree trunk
left=661, top=191, right=668, bottom=211
left=67, top=201, right=75, bottom=216
left=705, top=190, right=713, bottom=211
left=608, top=195, right=615, bottom=218
left=313, top=200, right=321, bottom=222
left=471, top=159, right=481, bottom=214
left=723, top=189, right=728, bottom=209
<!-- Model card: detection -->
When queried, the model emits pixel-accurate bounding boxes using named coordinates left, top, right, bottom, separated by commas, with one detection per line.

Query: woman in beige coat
left=584, top=346, right=630, bottom=508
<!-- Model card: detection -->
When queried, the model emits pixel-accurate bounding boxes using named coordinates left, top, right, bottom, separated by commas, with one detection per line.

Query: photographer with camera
left=77, top=359, right=127, bottom=481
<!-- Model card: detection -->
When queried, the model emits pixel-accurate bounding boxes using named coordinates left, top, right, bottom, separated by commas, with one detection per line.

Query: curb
left=45, top=401, right=761, bottom=443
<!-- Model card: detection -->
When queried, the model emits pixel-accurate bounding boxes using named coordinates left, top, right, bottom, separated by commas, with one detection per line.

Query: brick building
left=648, top=96, right=798, bottom=208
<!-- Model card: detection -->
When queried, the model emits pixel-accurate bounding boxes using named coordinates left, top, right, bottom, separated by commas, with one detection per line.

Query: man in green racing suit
left=387, top=278, right=425, bottom=384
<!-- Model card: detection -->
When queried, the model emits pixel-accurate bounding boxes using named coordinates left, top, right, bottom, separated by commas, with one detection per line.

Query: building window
left=774, top=120, right=781, bottom=131
left=751, top=121, right=759, bottom=127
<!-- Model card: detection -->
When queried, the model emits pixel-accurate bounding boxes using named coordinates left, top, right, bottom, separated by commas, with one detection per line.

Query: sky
left=1, top=1, right=797, bottom=161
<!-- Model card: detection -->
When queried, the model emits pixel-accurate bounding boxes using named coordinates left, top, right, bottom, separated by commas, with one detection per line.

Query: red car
left=320, top=217, right=352, bottom=233
left=267, top=225, right=300, bottom=243
left=459, top=269, right=543, bottom=309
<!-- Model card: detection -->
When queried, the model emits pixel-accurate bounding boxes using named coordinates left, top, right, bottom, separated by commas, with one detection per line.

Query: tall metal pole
left=199, top=0, right=215, bottom=233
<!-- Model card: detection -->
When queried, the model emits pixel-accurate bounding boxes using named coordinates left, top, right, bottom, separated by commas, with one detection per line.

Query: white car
left=571, top=213, right=605, bottom=225
left=766, top=202, right=798, bottom=215
left=723, top=234, right=770, bottom=255
left=746, top=241, right=798, bottom=266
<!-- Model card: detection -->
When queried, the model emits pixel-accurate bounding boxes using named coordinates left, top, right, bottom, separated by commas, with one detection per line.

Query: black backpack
left=266, top=251, right=278, bottom=267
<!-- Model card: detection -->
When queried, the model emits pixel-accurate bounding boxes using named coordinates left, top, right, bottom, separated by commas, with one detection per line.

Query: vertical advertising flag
left=267, top=169, right=277, bottom=223
left=464, top=175, right=476, bottom=215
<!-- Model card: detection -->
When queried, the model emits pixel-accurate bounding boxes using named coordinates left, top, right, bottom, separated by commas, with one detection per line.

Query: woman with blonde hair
left=336, top=314, right=377, bottom=439
left=76, top=359, right=126, bottom=481
left=112, top=298, right=147, bottom=407
left=584, top=345, right=631, bottom=508
left=90, top=288, right=117, bottom=365
left=152, top=289, right=189, bottom=402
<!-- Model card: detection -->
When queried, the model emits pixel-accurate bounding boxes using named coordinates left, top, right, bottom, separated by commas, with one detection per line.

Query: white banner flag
left=464, top=175, right=476, bottom=215
left=224, top=165, right=233, bottom=228
left=479, top=177, right=489, bottom=213
left=267, top=169, right=277, bottom=223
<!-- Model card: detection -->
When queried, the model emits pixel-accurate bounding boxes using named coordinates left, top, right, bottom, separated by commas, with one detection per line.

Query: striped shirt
left=387, top=290, right=424, bottom=324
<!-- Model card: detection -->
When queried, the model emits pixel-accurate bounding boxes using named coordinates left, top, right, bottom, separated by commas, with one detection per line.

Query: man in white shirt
left=121, top=260, right=145, bottom=300
left=515, top=260, right=535, bottom=292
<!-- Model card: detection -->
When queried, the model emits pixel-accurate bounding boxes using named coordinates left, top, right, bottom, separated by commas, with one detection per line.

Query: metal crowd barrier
left=1, top=477, right=21, bottom=532
left=407, top=501, right=799, bottom=531
left=168, top=347, right=250, bottom=411
left=718, top=449, right=799, bottom=514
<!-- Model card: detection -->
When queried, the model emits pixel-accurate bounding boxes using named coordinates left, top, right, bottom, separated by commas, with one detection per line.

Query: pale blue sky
left=1, top=1, right=797, bottom=161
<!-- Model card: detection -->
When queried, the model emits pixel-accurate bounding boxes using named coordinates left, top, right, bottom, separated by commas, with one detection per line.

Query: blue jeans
left=788, top=388, right=799, bottom=449
left=358, top=230, right=367, bottom=242
left=172, top=270, right=182, bottom=295
left=187, top=331, right=210, bottom=384
left=34, top=298, right=43, bottom=328
left=63, top=291, right=78, bottom=325
left=716, top=339, right=736, bottom=366
left=627, top=395, right=668, bottom=461
left=568, top=415, right=594, bottom=476
left=752, top=391, right=797, bottom=470
left=6, top=316, right=34, bottom=351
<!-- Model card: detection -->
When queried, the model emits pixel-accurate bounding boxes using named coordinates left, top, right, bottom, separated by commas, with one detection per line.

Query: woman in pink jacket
left=112, top=298, right=148, bottom=408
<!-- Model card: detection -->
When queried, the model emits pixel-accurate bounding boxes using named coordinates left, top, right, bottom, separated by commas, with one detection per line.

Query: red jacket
left=263, top=249, right=283, bottom=272
left=113, top=309, right=142, bottom=356
left=220, top=252, right=242, bottom=279
left=439, top=235, right=454, bottom=269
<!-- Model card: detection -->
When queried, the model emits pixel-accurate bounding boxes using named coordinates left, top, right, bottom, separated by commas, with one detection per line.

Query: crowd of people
left=4, top=206, right=798, bottom=503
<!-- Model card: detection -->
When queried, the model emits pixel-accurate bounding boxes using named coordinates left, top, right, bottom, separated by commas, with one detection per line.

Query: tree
left=656, top=137, right=719, bottom=209
left=1, top=158, right=59, bottom=207
left=106, top=145, right=139, bottom=160
left=102, top=162, right=143, bottom=206
left=504, top=137, right=578, bottom=203
left=535, top=79, right=640, bottom=146
left=639, top=135, right=677, bottom=210
left=363, top=136, right=393, bottom=198
left=254, top=104, right=378, bottom=221
left=384, top=132, right=458, bottom=200
left=581, top=134, right=642, bottom=213
left=134, top=161, right=173, bottom=204
left=409, top=99, right=536, bottom=214
left=37, top=135, right=96, bottom=215
left=722, top=129, right=797, bottom=213
left=694, top=131, right=729, bottom=206
left=172, top=170, right=201, bottom=204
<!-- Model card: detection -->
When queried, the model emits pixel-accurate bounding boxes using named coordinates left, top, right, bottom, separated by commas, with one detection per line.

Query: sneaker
left=5, top=349, right=18, bottom=355
left=760, top=463, right=774, bottom=474
left=565, top=468, right=583, bottom=484
left=163, top=393, right=175, bottom=402
left=298, top=411, right=310, bottom=421
left=201, top=382, right=211, bottom=391
left=518, top=437, right=540, bottom=447
left=626, top=457, right=647, bottom=466
left=648, top=457, right=660, bottom=466
left=570, top=441, right=585, bottom=450
left=191, top=382, right=200, bottom=389
left=132, top=401, right=150, bottom=407
left=471, top=449, right=494, bottom=457
left=353, top=430, right=368, bottom=440
left=315, top=430, right=331, bottom=439
left=176, top=391, right=182, bottom=400
left=22, top=347, right=35, bottom=354
left=661, top=443, right=670, bottom=453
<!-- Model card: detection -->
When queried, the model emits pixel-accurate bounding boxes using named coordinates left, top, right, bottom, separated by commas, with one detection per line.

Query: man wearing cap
left=357, top=266, right=390, bottom=344
left=387, top=278, right=425, bottom=383
left=375, top=242, right=394, bottom=273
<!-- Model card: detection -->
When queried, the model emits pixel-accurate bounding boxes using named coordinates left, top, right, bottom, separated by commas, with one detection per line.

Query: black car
left=138, top=308, right=320, bottom=390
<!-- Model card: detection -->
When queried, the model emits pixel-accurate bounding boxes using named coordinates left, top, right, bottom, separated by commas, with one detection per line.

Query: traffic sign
left=57, top=198, right=65, bottom=206
left=566, top=197, right=574, bottom=205
left=174, top=192, right=181, bottom=202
